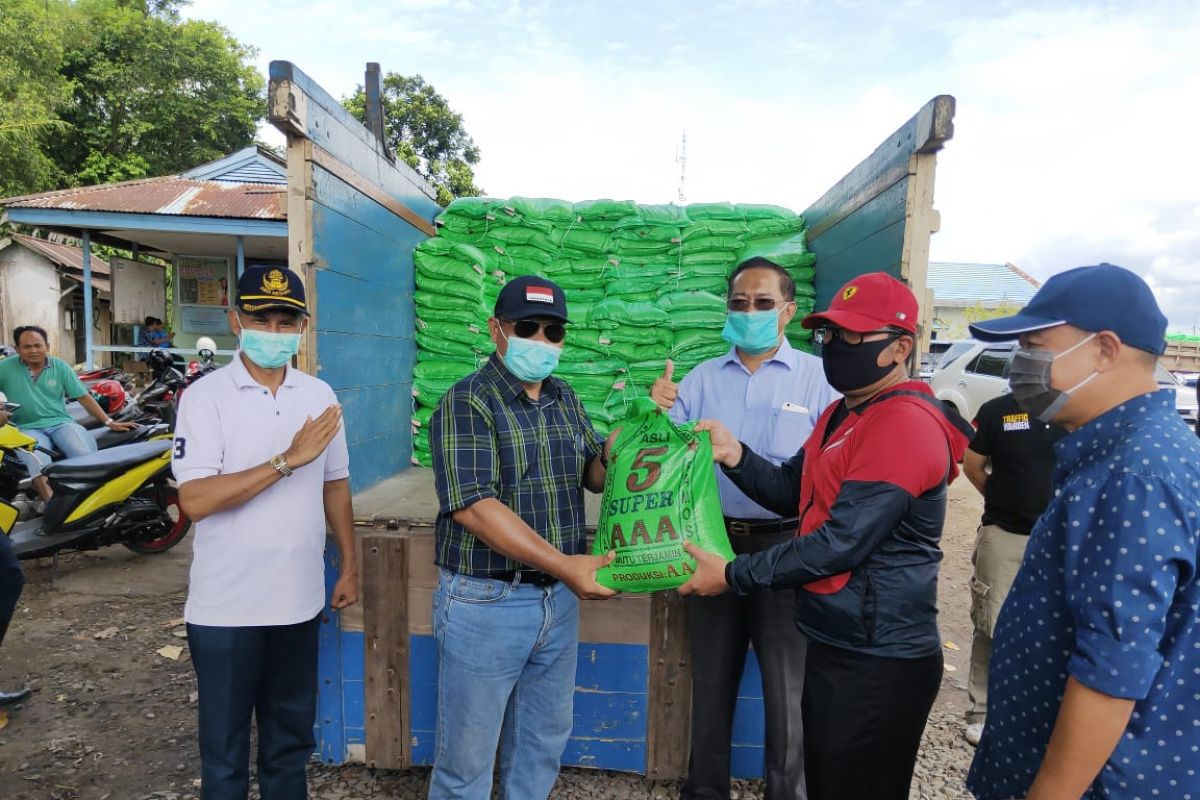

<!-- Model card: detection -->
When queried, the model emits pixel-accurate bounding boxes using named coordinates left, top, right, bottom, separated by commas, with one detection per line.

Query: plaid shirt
left=431, top=354, right=603, bottom=576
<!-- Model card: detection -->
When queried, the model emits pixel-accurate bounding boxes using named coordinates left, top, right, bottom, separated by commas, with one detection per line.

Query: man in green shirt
left=0, top=326, right=137, bottom=501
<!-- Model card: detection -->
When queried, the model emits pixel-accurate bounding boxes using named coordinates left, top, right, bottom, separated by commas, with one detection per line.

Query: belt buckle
left=728, top=520, right=752, bottom=537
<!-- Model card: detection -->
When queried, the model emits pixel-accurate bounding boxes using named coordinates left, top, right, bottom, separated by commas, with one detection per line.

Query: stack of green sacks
left=409, top=198, right=818, bottom=467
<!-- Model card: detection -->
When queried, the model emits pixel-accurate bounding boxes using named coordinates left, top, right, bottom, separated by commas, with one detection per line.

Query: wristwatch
left=270, top=453, right=294, bottom=477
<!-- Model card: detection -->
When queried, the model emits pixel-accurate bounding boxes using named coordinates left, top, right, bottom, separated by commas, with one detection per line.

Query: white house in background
left=927, top=261, right=1040, bottom=341
left=0, top=234, right=113, bottom=365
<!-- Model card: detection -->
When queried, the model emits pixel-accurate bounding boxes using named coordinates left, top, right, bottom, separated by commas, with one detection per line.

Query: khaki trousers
left=966, top=523, right=1029, bottom=725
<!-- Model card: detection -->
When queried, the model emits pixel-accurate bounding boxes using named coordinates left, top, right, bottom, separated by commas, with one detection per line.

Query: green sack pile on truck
left=410, top=197, right=819, bottom=467
left=592, top=398, right=734, bottom=592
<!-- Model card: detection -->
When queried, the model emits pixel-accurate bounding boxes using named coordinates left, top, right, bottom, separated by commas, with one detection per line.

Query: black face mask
left=821, top=335, right=902, bottom=392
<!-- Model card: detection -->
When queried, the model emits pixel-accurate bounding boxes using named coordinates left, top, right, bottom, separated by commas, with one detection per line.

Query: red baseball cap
left=801, top=272, right=918, bottom=334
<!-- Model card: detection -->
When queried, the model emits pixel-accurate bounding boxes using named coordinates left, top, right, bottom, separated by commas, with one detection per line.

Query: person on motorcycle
left=0, top=326, right=138, bottom=502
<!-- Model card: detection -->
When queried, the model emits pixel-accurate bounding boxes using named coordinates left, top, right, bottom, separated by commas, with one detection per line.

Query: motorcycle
left=0, top=421, right=190, bottom=561
left=0, top=396, right=171, bottom=512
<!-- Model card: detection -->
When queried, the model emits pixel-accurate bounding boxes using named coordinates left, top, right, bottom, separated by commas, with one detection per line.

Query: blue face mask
left=501, top=330, right=561, bottom=383
left=722, top=309, right=781, bottom=355
left=239, top=328, right=301, bottom=370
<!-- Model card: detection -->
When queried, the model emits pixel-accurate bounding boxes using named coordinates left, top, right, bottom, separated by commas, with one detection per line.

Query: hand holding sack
left=593, top=398, right=733, bottom=592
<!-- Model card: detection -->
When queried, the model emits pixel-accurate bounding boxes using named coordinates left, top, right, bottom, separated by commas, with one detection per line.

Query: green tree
left=343, top=73, right=482, bottom=207
left=0, top=0, right=71, bottom=196
left=46, top=0, right=264, bottom=185
left=963, top=301, right=1021, bottom=324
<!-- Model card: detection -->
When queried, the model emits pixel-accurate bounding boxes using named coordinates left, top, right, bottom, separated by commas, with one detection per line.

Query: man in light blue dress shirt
left=652, top=257, right=839, bottom=800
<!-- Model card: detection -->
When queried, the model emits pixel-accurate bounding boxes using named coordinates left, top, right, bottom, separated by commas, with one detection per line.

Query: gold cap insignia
left=261, top=269, right=290, bottom=297
left=842, top=286, right=858, bottom=302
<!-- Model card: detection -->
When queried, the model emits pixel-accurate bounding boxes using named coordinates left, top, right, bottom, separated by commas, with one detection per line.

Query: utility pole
left=676, top=131, right=687, bottom=204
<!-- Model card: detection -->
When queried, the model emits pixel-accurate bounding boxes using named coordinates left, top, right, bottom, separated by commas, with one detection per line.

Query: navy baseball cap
left=968, top=263, right=1167, bottom=355
left=494, top=275, right=569, bottom=322
left=236, top=265, right=309, bottom=315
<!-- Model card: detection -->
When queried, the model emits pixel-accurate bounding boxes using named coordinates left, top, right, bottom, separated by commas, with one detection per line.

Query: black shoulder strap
left=863, top=389, right=976, bottom=441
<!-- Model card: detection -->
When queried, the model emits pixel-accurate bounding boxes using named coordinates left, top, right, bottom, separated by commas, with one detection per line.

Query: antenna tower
left=676, top=131, right=688, bottom=204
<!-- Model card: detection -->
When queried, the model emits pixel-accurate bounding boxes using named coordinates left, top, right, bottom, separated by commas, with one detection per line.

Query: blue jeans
left=429, top=570, right=579, bottom=800
left=186, top=616, right=320, bottom=800
left=16, top=422, right=97, bottom=477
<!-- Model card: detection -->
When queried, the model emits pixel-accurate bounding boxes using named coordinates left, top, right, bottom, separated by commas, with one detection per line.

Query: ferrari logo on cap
left=261, top=269, right=290, bottom=297
left=842, top=286, right=858, bottom=302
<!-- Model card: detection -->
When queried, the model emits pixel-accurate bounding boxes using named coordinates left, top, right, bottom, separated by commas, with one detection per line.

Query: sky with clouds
left=185, top=0, right=1200, bottom=329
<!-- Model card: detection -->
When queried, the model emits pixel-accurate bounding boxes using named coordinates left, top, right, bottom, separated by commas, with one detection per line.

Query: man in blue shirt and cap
left=965, top=263, right=1200, bottom=800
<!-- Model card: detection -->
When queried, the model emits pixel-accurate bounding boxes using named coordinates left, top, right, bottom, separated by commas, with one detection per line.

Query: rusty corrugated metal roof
left=0, top=176, right=286, bottom=221
left=10, top=234, right=111, bottom=275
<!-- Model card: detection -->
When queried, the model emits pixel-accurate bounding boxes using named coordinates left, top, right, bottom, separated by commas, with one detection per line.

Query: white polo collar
left=228, top=352, right=302, bottom=390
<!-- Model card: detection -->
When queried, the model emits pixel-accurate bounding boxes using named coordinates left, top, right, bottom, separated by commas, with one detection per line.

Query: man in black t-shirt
left=961, top=392, right=1063, bottom=746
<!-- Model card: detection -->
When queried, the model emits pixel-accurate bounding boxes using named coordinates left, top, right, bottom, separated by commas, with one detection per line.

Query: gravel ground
left=0, top=481, right=984, bottom=799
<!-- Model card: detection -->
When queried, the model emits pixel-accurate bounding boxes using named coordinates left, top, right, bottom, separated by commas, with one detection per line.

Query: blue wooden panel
left=312, top=167, right=427, bottom=281
left=410, top=634, right=439, bottom=734
left=317, top=330, right=414, bottom=391
left=340, top=630, right=365, bottom=678
left=572, top=691, right=646, bottom=740
left=576, top=644, right=648, bottom=693
left=731, top=745, right=766, bottom=779
left=343, top=681, right=365, bottom=731
left=738, top=650, right=763, bottom=699
left=411, top=730, right=436, bottom=764
left=346, top=727, right=366, bottom=746
left=316, top=548, right=346, bottom=763
left=563, top=738, right=647, bottom=773
left=811, top=178, right=907, bottom=263
left=732, top=697, right=766, bottom=747
left=268, top=61, right=442, bottom=221
left=811, top=220, right=905, bottom=313
left=314, top=265, right=413, bottom=342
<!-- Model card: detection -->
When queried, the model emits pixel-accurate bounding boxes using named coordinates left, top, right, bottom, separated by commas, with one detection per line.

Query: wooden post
left=363, top=530, right=411, bottom=770
left=645, top=590, right=691, bottom=779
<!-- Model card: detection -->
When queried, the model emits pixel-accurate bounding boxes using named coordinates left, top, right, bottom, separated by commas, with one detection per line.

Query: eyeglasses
left=506, top=319, right=566, bottom=344
left=727, top=297, right=792, bottom=313
left=813, top=327, right=905, bottom=346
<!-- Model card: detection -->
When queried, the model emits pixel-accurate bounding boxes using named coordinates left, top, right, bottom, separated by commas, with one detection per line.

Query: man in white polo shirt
left=174, top=265, right=358, bottom=800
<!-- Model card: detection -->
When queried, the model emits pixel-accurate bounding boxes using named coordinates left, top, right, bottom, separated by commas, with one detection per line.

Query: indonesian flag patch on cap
left=526, top=286, right=555, bottom=304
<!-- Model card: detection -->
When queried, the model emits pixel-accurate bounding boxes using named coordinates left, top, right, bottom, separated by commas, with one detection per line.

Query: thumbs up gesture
left=649, top=359, right=678, bottom=411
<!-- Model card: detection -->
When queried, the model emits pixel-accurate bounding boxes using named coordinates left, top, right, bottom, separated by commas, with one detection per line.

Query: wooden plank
left=267, top=61, right=440, bottom=218
left=337, top=530, right=370, bottom=633
left=313, top=145, right=436, bottom=237
left=580, top=594, right=653, bottom=645
left=804, top=95, right=955, bottom=313
left=900, top=152, right=941, bottom=357
left=804, top=95, right=954, bottom=240
left=644, top=591, right=691, bottom=779
left=363, top=531, right=411, bottom=770
left=284, top=137, right=316, bottom=374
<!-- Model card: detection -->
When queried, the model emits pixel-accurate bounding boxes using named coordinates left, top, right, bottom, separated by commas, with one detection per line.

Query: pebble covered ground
left=1, top=481, right=986, bottom=799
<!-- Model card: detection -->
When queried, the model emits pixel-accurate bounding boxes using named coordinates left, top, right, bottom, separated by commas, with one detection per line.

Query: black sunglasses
left=506, top=319, right=566, bottom=344
left=727, top=297, right=792, bottom=313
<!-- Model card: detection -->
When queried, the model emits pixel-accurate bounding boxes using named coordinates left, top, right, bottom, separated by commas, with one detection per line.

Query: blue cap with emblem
left=969, top=263, right=1167, bottom=355
left=494, top=275, right=569, bottom=322
left=236, top=265, right=309, bottom=315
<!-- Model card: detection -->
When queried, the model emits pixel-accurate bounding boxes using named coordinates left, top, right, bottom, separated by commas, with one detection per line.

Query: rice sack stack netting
left=409, top=198, right=818, bottom=467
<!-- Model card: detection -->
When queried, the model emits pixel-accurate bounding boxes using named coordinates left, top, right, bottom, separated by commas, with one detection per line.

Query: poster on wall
left=178, top=256, right=230, bottom=307
left=110, top=257, right=166, bottom=324
left=177, top=255, right=231, bottom=334
left=180, top=306, right=230, bottom=335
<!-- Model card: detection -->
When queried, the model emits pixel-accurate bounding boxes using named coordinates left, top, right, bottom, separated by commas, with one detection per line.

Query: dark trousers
left=683, top=529, right=808, bottom=800
left=187, top=615, right=320, bottom=800
left=0, top=530, right=24, bottom=650
left=802, top=639, right=942, bottom=800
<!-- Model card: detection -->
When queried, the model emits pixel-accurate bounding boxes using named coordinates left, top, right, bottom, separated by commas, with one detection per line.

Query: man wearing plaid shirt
left=429, top=275, right=616, bottom=800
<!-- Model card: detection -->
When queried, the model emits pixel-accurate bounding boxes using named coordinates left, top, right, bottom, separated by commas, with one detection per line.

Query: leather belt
left=494, top=569, right=559, bottom=587
left=724, top=516, right=800, bottom=537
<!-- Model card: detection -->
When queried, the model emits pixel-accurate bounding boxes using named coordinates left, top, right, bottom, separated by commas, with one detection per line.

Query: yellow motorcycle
left=0, top=422, right=190, bottom=561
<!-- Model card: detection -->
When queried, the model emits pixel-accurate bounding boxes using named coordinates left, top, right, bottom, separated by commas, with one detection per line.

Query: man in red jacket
left=682, top=272, right=971, bottom=800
